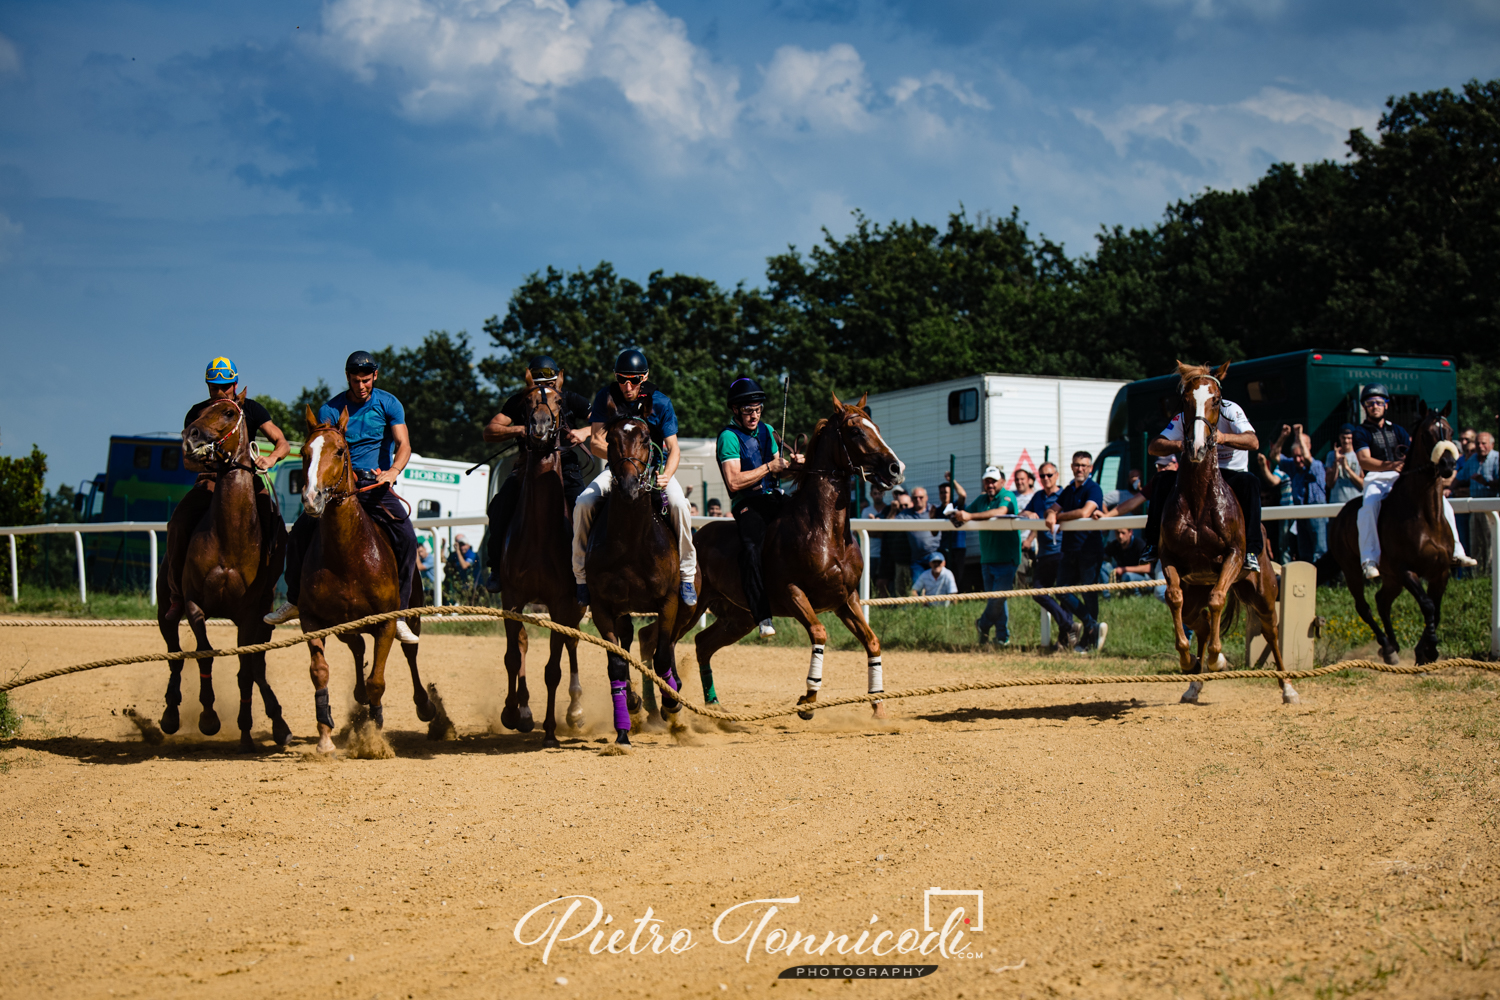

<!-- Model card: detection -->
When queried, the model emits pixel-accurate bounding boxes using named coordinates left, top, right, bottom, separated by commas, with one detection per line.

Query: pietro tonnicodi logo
left=925, top=886, right=983, bottom=932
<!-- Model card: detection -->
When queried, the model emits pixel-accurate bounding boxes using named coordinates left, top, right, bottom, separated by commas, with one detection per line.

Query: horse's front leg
left=1204, top=553, right=1242, bottom=674
left=1374, top=577, right=1404, bottom=665
left=652, top=598, right=686, bottom=733
left=365, top=625, right=393, bottom=730
left=782, top=585, right=836, bottom=720
left=1399, top=570, right=1441, bottom=666
left=599, top=615, right=634, bottom=745
left=158, top=609, right=185, bottom=736
left=308, top=636, right=335, bottom=754
left=1423, top=575, right=1448, bottom=667
left=186, top=604, right=220, bottom=736
left=565, top=635, right=584, bottom=730
left=1238, top=577, right=1297, bottom=705
left=1162, top=565, right=1199, bottom=703
left=501, top=615, right=533, bottom=732
left=541, top=630, right=566, bottom=748
left=831, top=590, right=887, bottom=721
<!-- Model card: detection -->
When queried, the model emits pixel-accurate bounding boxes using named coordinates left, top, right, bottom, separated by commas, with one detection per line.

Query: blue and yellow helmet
left=205, top=357, right=239, bottom=384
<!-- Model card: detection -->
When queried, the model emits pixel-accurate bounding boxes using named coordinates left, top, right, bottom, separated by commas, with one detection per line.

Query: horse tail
left=1221, top=587, right=1241, bottom=638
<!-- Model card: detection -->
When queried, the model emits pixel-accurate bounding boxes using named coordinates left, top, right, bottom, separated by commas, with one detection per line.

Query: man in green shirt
left=949, top=465, right=1019, bottom=645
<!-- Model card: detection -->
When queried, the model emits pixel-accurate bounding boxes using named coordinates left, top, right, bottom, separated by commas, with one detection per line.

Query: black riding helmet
left=727, top=377, right=767, bottom=408
left=345, top=350, right=379, bottom=374
left=529, top=355, right=560, bottom=381
left=1361, top=383, right=1391, bottom=404
left=614, top=348, right=649, bottom=375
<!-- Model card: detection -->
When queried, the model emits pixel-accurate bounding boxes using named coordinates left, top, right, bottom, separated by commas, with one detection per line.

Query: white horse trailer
left=863, top=373, right=1128, bottom=496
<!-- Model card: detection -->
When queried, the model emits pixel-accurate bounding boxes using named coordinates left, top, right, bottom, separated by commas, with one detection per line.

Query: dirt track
left=2, top=623, right=1499, bottom=999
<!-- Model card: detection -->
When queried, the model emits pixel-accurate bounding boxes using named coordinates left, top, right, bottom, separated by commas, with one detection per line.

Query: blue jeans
left=1293, top=517, right=1327, bottom=563
left=1056, top=550, right=1100, bottom=632
left=976, top=563, right=1017, bottom=642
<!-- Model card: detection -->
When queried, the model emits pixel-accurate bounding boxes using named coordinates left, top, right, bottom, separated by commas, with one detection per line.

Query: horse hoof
left=198, top=710, right=221, bottom=736
left=1382, top=647, right=1401, bottom=666
left=370, top=705, right=384, bottom=728
left=516, top=707, right=534, bottom=733
left=797, top=709, right=814, bottom=721
left=1180, top=680, right=1203, bottom=704
left=316, top=736, right=337, bottom=755
left=626, top=689, right=642, bottom=713
left=871, top=703, right=889, bottom=720
left=500, top=705, right=520, bottom=731
left=238, top=733, right=257, bottom=753
left=615, top=729, right=631, bottom=746
left=160, top=706, right=181, bottom=735
left=566, top=709, right=586, bottom=731
left=543, top=734, right=561, bottom=749
left=272, top=717, right=293, bottom=747
left=416, top=700, right=437, bottom=723
left=1282, top=689, right=1301, bottom=705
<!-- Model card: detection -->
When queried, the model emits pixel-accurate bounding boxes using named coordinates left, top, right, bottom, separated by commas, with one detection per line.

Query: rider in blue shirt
left=265, top=351, right=421, bottom=643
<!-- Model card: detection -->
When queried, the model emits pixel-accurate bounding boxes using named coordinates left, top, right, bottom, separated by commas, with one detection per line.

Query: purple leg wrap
left=611, top=681, right=631, bottom=731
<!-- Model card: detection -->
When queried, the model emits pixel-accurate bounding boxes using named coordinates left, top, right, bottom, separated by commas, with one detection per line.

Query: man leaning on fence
left=1270, top=423, right=1328, bottom=563
left=950, top=465, right=1019, bottom=646
left=1044, top=451, right=1108, bottom=654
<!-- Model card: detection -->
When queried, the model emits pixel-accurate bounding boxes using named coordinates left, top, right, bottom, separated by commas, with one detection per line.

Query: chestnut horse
left=297, top=407, right=435, bottom=754
left=1159, top=363, right=1298, bottom=706
left=1326, top=404, right=1458, bottom=666
left=683, top=391, right=905, bottom=719
left=583, top=400, right=694, bottom=745
left=158, top=388, right=291, bottom=749
left=493, top=372, right=585, bottom=747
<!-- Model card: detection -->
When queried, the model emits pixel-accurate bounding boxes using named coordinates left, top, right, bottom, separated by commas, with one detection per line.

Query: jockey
left=571, top=348, right=697, bottom=608
left=265, top=351, right=421, bottom=644
left=1353, top=383, right=1475, bottom=578
left=482, top=355, right=593, bottom=591
left=165, top=356, right=292, bottom=618
left=716, top=376, right=798, bottom=638
left=1143, top=391, right=1265, bottom=572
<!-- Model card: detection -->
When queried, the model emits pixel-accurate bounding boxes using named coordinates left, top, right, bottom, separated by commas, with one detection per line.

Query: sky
left=2, top=0, right=1498, bottom=491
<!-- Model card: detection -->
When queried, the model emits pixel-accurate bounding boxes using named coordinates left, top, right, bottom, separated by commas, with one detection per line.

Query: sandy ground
left=2, top=622, right=1499, bottom=1000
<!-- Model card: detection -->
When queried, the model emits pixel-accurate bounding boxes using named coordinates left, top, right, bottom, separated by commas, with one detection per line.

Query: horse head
left=300, top=405, right=353, bottom=518
left=182, top=386, right=248, bottom=468
left=519, top=369, right=565, bottom=453
left=605, top=395, right=657, bottom=501
left=827, top=390, right=905, bottom=489
left=1174, top=360, right=1230, bottom=465
left=1409, top=400, right=1458, bottom=477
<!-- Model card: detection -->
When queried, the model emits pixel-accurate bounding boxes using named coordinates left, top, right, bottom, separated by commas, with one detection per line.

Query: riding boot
left=281, top=513, right=318, bottom=606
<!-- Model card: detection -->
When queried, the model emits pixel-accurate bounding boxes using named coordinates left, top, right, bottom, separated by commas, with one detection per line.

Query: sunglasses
left=346, top=365, right=378, bottom=376
left=616, top=373, right=647, bottom=385
left=530, top=367, right=559, bottom=381
left=1039, top=472, right=1057, bottom=479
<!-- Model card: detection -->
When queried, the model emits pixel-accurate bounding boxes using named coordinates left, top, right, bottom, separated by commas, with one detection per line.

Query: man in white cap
left=912, top=551, right=958, bottom=607
left=949, top=465, right=1020, bottom=646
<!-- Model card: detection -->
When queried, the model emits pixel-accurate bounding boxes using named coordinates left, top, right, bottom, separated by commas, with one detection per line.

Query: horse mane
left=1175, top=361, right=1214, bottom=393
left=779, top=416, right=833, bottom=486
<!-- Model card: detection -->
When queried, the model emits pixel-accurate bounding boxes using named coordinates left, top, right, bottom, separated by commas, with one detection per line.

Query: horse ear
left=1440, top=400, right=1452, bottom=417
left=556, top=369, right=565, bottom=393
left=856, top=391, right=868, bottom=409
left=831, top=389, right=844, bottom=411
left=236, top=385, right=248, bottom=405
left=304, top=405, right=320, bottom=432
left=338, top=407, right=350, bottom=434
left=1214, top=361, right=1230, bottom=382
left=523, top=369, right=536, bottom=390
left=640, top=393, right=654, bottom=418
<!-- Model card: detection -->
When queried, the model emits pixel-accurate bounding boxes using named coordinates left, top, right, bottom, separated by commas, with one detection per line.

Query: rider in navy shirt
left=1043, top=452, right=1107, bottom=652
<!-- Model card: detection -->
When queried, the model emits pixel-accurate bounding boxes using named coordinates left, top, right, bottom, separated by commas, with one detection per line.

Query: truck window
left=288, top=470, right=305, bottom=495
left=417, top=499, right=441, bottom=518
left=160, top=447, right=181, bottom=471
left=134, top=445, right=152, bottom=469
left=1095, top=455, right=1120, bottom=491
left=947, top=388, right=979, bottom=425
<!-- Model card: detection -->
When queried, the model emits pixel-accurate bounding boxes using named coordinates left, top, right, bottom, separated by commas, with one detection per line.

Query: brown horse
left=683, top=391, right=905, bottom=719
left=157, top=388, right=291, bottom=749
left=493, top=372, right=585, bottom=747
left=1158, top=363, right=1298, bottom=705
left=1326, top=404, right=1458, bottom=666
left=583, top=400, right=693, bottom=745
left=297, top=407, right=435, bottom=754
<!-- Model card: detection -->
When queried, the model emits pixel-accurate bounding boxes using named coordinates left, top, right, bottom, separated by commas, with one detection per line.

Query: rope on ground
left=0, top=611, right=657, bottom=627
left=3, top=604, right=1497, bottom=723
left=860, top=577, right=1161, bottom=607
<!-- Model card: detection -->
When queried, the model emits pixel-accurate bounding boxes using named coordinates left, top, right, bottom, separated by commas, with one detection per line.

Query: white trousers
left=1357, top=470, right=1467, bottom=565
left=572, top=468, right=696, bottom=585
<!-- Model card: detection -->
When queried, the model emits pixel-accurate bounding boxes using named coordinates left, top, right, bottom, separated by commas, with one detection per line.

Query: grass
left=0, top=691, right=20, bottom=739
left=0, top=584, right=156, bottom=619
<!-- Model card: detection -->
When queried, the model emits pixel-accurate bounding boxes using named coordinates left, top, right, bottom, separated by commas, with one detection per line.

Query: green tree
left=254, top=394, right=300, bottom=441
left=0, top=445, right=47, bottom=592
left=372, top=332, right=499, bottom=462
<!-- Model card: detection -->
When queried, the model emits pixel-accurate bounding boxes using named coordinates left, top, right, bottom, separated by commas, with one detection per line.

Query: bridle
left=194, top=399, right=255, bottom=473
left=519, top=384, right=564, bottom=454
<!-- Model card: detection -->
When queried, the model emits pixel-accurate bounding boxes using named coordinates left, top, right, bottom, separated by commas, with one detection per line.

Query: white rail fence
left=4, top=501, right=1498, bottom=655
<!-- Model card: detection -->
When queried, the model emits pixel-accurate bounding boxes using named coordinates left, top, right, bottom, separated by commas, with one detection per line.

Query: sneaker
left=1063, top=620, right=1083, bottom=650
left=1453, top=554, right=1479, bottom=568
left=1361, top=561, right=1380, bottom=580
left=1094, top=621, right=1108, bottom=653
left=576, top=583, right=591, bottom=606
left=1139, top=543, right=1157, bottom=564
left=263, top=602, right=298, bottom=625
left=395, top=618, right=420, bottom=644
left=975, top=618, right=989, bottom=645
left=758, top=619, right=776, bottom=638
left=1074, top=623, right=1098, bottom=655
left=680, top=580, right=698, bottom=606
left=1245, top=552, right=1260, bottom=573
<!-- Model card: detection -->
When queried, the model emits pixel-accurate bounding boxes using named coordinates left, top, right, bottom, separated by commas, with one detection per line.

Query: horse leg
left=1203, top=552, right=1241, bottom=680
left=1374, top=578, right=1404, bottom=666
left=541, top=630, right=566, bottom=748
left=778, top=585, right=831, bottom=721
left=186, top=604, right=221, bottom=736
left=1399, top=571, right=1440, bottom=667
left=308, top=636, right=336, bottom=754
left=1163, top=566, right=1200, bottom=702
left=651, top=599, right=686, bottom=733
left=565, top=635, right=584, bottom=730
left=832, top=591, right=888, bottom=721
left=637, top=622, right=661, bottom=721
left=233, top=622, right=268, bottom=751
left=404, top=636, right=435, bottom=723
left=1422, top=575, right=1448, bottom=666
left=158, top=606, right=185, bottom=736
left=694, top=599, right=755, bottom=709
left=603, top=615, right=636, bottom=746
left=1238, top=579, right=1298, bottom=705
left=344, top=633, right=368, bottom=705
left=1345, top=574, right=1390, bottom=658
left=500, top=616, right=531, bottom=732
left=365, top=625, right=393, bottom=730
left=252, top=642, right=293, bottom=749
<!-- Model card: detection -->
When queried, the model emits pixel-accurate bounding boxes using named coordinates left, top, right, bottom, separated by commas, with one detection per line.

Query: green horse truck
left=1093, top=349, right=1458, bottom=491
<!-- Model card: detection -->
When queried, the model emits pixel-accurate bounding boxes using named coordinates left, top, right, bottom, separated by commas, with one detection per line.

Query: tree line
left=252, top=76, right=1497, bottom=458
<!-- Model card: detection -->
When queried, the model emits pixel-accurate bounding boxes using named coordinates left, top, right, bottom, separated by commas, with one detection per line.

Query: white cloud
left=320, top=0, right=739, bottom=140
left=888, top=71, right=990, bottom=110
left=1075, top=86, right=1380, bottom=188
left=753, top=43, right=873, bottom=132
left=0, top=32, right=22, bottom=76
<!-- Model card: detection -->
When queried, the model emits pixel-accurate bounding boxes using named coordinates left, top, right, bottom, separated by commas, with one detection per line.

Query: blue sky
left=2, top=0, right=1498, bottom=490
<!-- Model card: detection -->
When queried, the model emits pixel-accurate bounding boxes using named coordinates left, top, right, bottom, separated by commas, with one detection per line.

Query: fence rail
left=4, top=500, right=1498, bottom=654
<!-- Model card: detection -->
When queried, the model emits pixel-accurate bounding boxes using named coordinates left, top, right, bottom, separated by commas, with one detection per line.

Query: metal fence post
left=148, top=531, right=158, bottom=606
left=1039, top=605, right=1051, bottom=646
left=859, top=530, right=871, bottom=622
left=73, top=530, right=86, bottom=604
left=7, top=534, right=16, bottom=604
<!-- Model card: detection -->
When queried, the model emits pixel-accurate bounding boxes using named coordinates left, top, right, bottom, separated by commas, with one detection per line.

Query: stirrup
left=263, top=602, right=298, bottom=625
left=758, top=619, right=776, bottom=638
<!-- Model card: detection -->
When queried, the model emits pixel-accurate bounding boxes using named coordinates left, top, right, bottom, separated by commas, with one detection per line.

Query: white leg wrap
left=867, top=656, right=883, bottom=695
left=806, top=645, right=825, bottom=691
